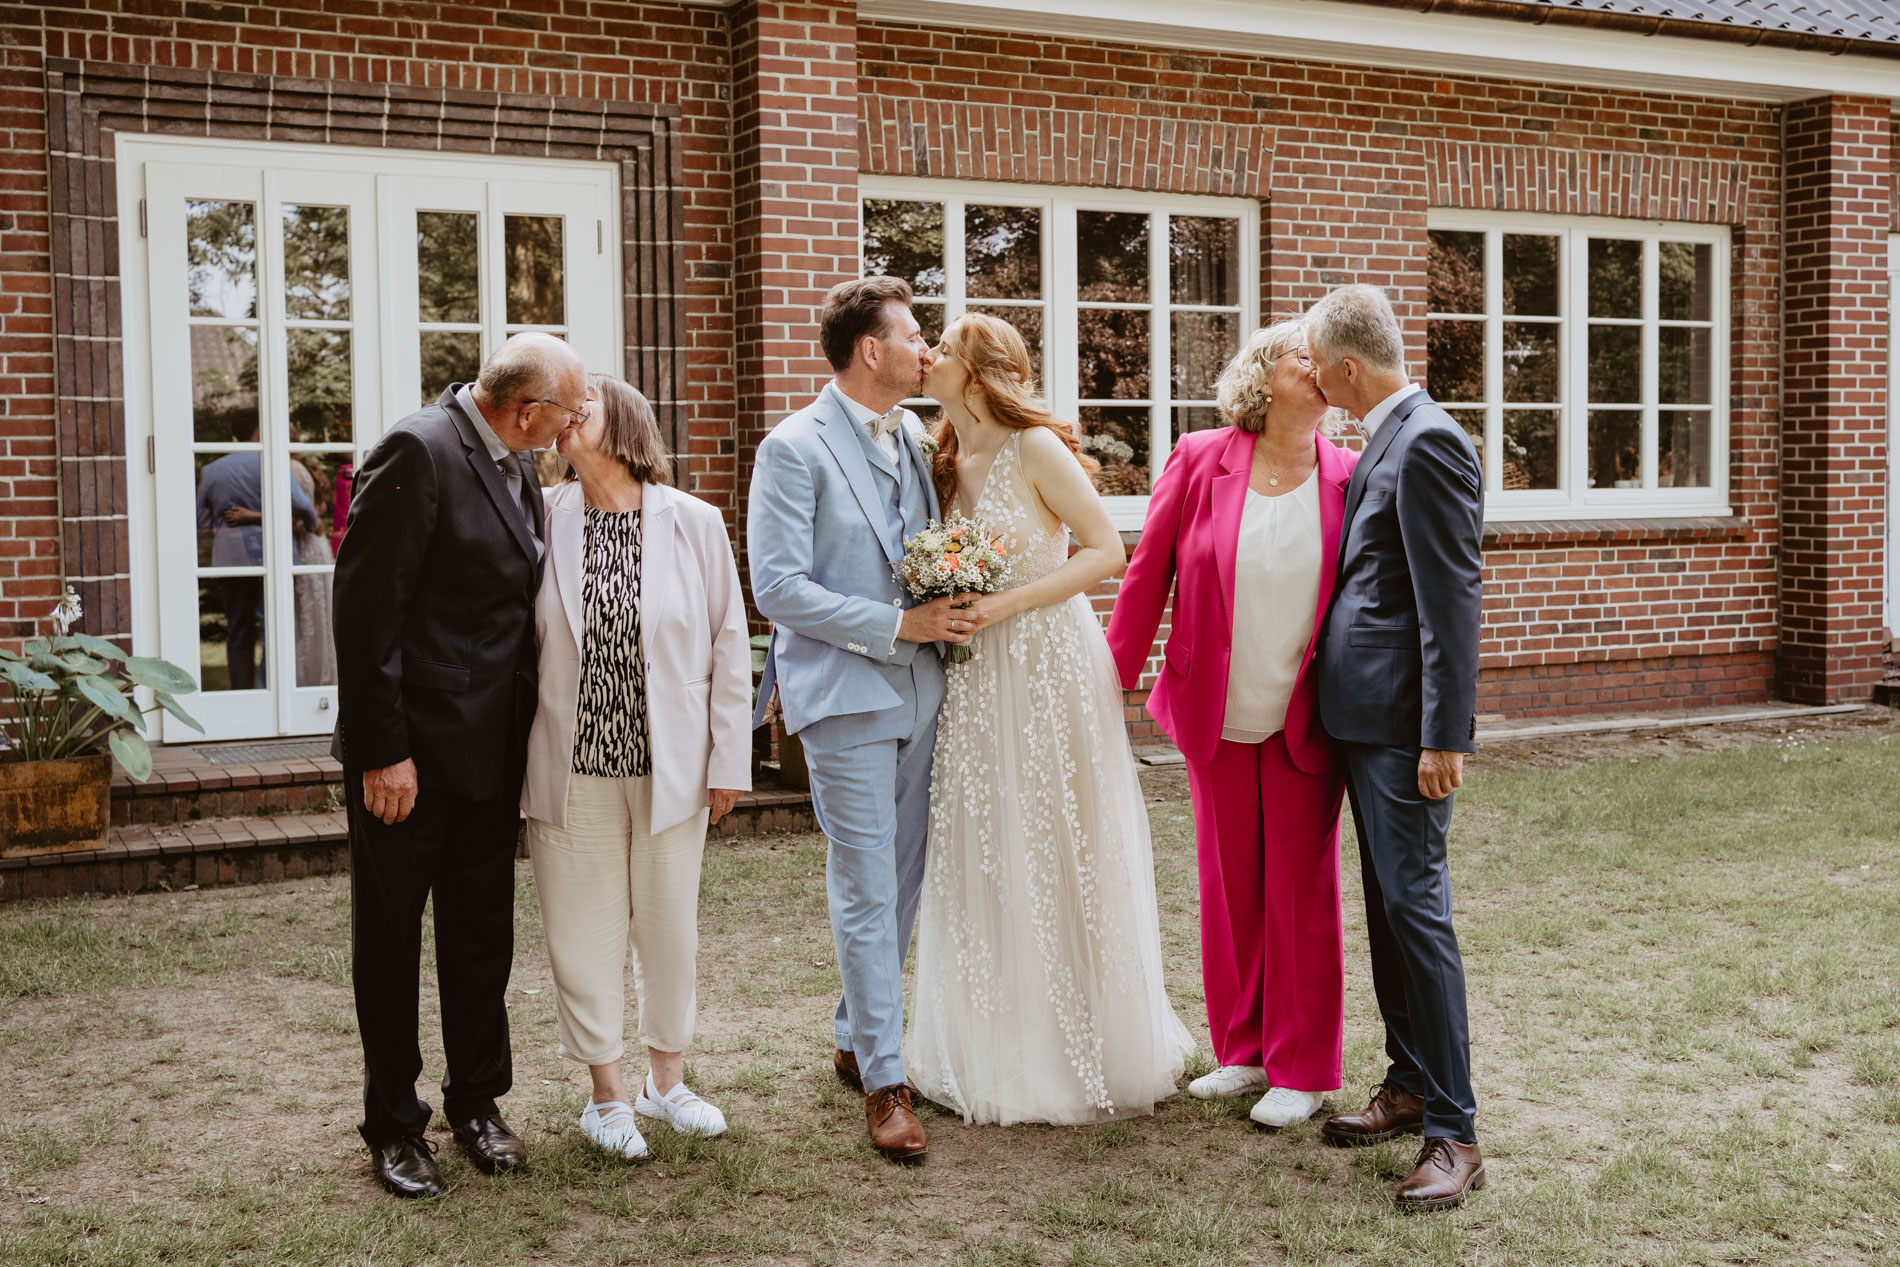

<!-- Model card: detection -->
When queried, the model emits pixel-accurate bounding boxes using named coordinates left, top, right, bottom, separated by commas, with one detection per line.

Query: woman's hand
left=708, top=788, right=742, bottom=824
left=961, top=589, right=1020, bottom=631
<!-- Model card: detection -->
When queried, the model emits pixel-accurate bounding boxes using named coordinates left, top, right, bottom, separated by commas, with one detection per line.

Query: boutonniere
left=918, top=433, right=940, bottom=458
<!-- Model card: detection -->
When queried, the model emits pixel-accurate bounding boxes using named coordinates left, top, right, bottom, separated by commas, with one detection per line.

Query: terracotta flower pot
left=0, top=751, right=112, bottom=857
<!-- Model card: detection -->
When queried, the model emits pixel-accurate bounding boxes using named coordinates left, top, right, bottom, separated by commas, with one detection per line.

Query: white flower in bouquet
left=893, top=510, right=1014, bottom=664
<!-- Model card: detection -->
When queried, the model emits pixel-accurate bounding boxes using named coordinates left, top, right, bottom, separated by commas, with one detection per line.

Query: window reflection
left=505, top=215, right=565, bottom=326
left=282, top=205, right=350, bottom=321
left=863, top=199, right=946, bottom=295
left=187, top=200, right=258, bottom=320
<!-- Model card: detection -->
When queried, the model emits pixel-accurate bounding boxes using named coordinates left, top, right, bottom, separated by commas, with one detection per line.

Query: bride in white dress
left=904, top=313, right=1191, bottom=1126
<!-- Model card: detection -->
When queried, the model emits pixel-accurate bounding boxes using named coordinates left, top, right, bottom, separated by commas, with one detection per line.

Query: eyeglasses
left=524, top=398, right=591, bottom=425
left=1278, top=347, right=1314, bottom=369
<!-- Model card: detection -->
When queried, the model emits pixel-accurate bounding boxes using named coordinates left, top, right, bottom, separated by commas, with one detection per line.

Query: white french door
left=121, top=137, right=621, bottom=742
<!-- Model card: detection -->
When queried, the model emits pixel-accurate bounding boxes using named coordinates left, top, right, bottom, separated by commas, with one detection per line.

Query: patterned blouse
left=571, top=505, right=652, bottom=778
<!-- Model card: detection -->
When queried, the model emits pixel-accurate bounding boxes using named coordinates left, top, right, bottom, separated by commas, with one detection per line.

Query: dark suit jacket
left=330, top=387, right=546, bottom=801
left=1317, top=390, right=1484, bottom=754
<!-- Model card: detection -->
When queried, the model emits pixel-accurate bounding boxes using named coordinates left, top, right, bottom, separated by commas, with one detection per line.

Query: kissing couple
left=748, top=278, right=1193, bottom=1162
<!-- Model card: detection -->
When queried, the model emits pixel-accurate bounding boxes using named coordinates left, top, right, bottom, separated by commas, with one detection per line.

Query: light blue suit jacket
left=747, top=384, right=944, bottom=736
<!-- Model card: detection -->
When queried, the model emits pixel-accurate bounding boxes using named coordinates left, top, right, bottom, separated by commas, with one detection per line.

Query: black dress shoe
left=451, top=1114, right=526, bottom=1174
left=371, top=1134, right=443, bottom=1198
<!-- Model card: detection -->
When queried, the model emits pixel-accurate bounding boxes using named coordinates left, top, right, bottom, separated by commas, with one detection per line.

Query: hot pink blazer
left=1106, top=427, right=1357, bottom=774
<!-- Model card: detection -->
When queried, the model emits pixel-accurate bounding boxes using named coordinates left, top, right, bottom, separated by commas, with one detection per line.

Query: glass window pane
left=915, top=301, right=945, bottom=348
left=1587, top=324, right=1641, bottom=404
left=289, top=452, right=342, bottom=688
left=1429, top=230, right=1484, bottom=315
left=1659, top=242, right=1713, bottom=322
left=417, top=211, right=480, bottom=324
left=1171, top=311, right=1237, bottom=401
left=1501, top=322, right=1559, bottom=404
left=1588, top=238, right=1642, bottom=319
left=290, top=450, right=350, bottom=548
left=282, top=205, right=350, bottom=322
left=1078, top=309, right=1150, bottom=400
left=195, top=450, right=265, bottom=570
left=1503, top=234, right=1559, bottom=317
left=1659, top=326, right=1712, bottom=404
left=1588, top=409, right=1642, bottom=489
left=286, top=328, right=352, bottom=444
left=1444, top=408, right=1485, bottom=467
left=191, top=325, right=260, bottom=444
left=862, top=199, right=946, bottom=296
left=187, top=200, right=258, bottom=320
left=505, top=215, right=565, bottom=327
left=1659, top=410, right=1712, bottom=488
left=1078, top=405, right=1150, bottom=496
left=1078, top=211, right=1149, bottom=303
left=1169, top=216, right=1238, bottom=306
left=1173, top=406, right=1223, bottom=444
left=1501, top=409, right=1559, bottom=490
left=1427, top=319, right=1485, bottom=403
left=198, top=576, right=266, bottom=693
left=966, top=305, right=1043, bottom=382
left=420, top=330, right=482, bottom=406
left=965, top=204, right=1041, bottom=300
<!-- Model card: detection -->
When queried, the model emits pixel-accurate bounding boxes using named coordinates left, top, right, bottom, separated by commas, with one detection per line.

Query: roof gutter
left=1335, top=0, right=1897, bottom=61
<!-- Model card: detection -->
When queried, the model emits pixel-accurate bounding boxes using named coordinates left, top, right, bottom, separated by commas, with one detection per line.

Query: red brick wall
left=858, top=22, right=1788, bottom=718
left=0, top=0, right=735, bottom=642
left=1779, top=97, right=1891, bottom=703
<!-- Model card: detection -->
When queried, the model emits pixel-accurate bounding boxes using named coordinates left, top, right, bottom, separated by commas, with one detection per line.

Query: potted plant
left=0, top=589, right=203, bottom=856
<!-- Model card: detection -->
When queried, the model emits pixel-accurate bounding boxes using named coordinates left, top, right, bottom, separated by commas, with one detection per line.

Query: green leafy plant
left=0, top=635, right=203, bottom=782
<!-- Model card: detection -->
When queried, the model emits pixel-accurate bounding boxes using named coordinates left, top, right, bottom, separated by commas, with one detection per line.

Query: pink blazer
left=1107, top=427, right=1357, bottom=774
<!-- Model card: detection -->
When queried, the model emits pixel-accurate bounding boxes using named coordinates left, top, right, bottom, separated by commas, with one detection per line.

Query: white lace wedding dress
left=905, top=431, right=1192, bottom=1125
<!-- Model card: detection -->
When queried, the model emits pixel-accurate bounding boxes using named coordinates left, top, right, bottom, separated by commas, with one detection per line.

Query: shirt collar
left=1357, top=383, right=1423, bottom=442
left=829, top=381, right=903, bottom=432
left=456, top=383, right=513, bottom=464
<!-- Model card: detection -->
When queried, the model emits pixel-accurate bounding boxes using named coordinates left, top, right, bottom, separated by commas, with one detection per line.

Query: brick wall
left=0, top=0, right=735, bottom=643
left=858, top=22, right=1789, bottom=718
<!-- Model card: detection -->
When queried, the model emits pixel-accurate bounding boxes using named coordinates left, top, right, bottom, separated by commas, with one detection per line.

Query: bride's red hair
left=930, top=313, right=1096, bottom=511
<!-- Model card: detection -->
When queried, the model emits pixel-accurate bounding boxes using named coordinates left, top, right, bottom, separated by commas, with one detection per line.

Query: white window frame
left=1428, top=209, right=1731, bottom=521
left=118, top=134, right=622, bottom=742
left=860, top=176, right=1260, bottom=531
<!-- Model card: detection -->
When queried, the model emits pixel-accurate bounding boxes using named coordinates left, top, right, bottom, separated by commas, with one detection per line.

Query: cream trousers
left=527, top=772, right=709, bottom=1065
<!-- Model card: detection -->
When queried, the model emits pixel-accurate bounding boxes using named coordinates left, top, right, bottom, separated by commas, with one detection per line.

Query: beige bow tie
left=867, top=409, right=903, bottom=440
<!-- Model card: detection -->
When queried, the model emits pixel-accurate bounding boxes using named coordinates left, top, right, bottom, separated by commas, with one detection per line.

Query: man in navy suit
left=1306, top=285, right=1487, bottom=1211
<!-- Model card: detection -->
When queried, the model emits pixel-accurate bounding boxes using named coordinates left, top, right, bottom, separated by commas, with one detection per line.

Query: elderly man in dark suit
left=333, top=332, right=586, bottom=1198
left=1306, top=285, right=1487, bottom=1212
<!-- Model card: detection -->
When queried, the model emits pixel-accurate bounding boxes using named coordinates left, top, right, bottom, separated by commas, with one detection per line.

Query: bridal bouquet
left=894, top=510, right=1013, bottom=664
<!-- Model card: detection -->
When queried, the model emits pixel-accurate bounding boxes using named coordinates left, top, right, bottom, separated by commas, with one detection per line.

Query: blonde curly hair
left=1214, top=319, right=1342, bottom=436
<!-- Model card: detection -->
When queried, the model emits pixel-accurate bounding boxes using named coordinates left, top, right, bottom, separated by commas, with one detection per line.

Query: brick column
left=730, top=0, right=859, bottom=606
left=1779, top=97, right=1891, bottom=703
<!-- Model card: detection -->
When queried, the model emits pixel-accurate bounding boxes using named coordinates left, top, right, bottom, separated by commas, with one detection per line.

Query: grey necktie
left=497, top=455, right=545, bottom=561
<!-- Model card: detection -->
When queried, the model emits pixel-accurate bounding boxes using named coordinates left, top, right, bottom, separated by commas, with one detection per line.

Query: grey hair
left=476, top=331, right=577, bottom=406
left=1215, top=320, right=1343, bottom=437
left=1305, top=284, right=1405, bottom=375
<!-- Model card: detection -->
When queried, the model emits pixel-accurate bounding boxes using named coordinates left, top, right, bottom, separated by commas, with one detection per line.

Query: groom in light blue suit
left=747, top=277, right=973, bottom=1164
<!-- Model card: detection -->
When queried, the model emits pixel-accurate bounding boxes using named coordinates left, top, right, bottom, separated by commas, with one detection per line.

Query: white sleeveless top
left=1221, top=473, right=1323, bottom=744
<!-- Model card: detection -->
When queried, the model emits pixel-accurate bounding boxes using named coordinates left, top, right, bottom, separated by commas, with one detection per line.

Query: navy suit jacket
left=1317, top=390, right=1484, bottom=754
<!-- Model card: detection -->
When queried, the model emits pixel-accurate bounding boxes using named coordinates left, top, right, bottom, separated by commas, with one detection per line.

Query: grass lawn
left=2, top=719, right=1898, bottom=1265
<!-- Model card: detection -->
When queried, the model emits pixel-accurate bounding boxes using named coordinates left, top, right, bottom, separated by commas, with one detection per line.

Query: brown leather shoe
left=1396, top=1137, right=1486, bottom=1211
left=865, top=1082, right=927, bottom=1165
left=834, top=1048, right=863, bottom=1092
left=1321, top=1082, right=1425, bottom=1147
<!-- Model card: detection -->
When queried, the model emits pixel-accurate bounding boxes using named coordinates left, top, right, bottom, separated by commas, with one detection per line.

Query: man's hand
left=363, top=759, right=419, bottom=825
left=708, top=788, right=742, bottom=825
left=1417, top=749, right=1464, bottom=801
left=897, top=593, right=982, bottom=645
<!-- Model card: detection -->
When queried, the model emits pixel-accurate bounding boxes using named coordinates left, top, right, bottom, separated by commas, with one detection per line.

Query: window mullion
left=1050, top=200, right=1078, bottom=417
left=1566, top=228, right=1587, bottom=511
left=1149, top=210, right=1169, bottom=489
left=259, top=167, right=293, bottom=731
left=1642, top=236, right=1659, bottom=490
left=945, top=198, right=966, bottom=321
left=1485, top=229, right=1503, bottom=495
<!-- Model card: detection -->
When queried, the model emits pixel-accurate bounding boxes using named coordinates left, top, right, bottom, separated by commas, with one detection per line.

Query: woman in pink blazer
left=521, top=375, right=752, bottom=1161
left=1106, top=320, right=1357, bottom=1129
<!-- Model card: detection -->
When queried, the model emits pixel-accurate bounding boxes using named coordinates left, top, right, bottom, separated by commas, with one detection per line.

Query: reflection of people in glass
left=291, top=457, right=338, bottom=687
left=194, top=430, right=317, bottom=690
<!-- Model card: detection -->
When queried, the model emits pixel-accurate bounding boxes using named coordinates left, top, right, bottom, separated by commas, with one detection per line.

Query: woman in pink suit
left=1106, top=319, right=1356, bottom=1129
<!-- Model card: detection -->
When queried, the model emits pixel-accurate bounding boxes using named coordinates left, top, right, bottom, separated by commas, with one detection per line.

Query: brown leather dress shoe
left=1321, top=1082, right=1425, bottom=1147
left=834, top=1048, right=863, bottom=1092
left=1396, top=1137, right=1486, bottom=1211
left=451, top=1114, right=526, bottom=1174
left=865, top=1082, right=927, bottom=1165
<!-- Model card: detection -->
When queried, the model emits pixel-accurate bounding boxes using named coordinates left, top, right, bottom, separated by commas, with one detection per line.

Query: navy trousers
left=1339, top=741, right=1477, bottom=1142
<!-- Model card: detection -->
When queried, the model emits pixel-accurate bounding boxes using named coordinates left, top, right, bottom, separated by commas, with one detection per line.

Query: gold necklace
left=1258, top=447, right=1312, bottom=488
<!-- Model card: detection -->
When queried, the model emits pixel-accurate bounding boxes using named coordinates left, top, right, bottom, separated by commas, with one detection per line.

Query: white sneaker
left=1188, top=1065, right=1272, bottom=1099
left=635, top=1073, right=728, bottom=1138
left=579, top=1099, right=648, bottom=1159
left=1249, top=1086, right=1328, bottom=1129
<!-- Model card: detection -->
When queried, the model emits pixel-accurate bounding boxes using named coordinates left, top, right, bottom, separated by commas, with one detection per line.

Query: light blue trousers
left=795, top=669, right=941, bottom=1094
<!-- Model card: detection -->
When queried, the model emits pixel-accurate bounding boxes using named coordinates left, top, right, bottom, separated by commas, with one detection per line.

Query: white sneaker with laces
left=1249, top=1086, right=1328, bottom=1129
left=635, top=1073, right=728, bottom=1138
left=1188, top=1065, right=1271, bottom=1099
left=580, top=1099, right=648, bottom=1159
